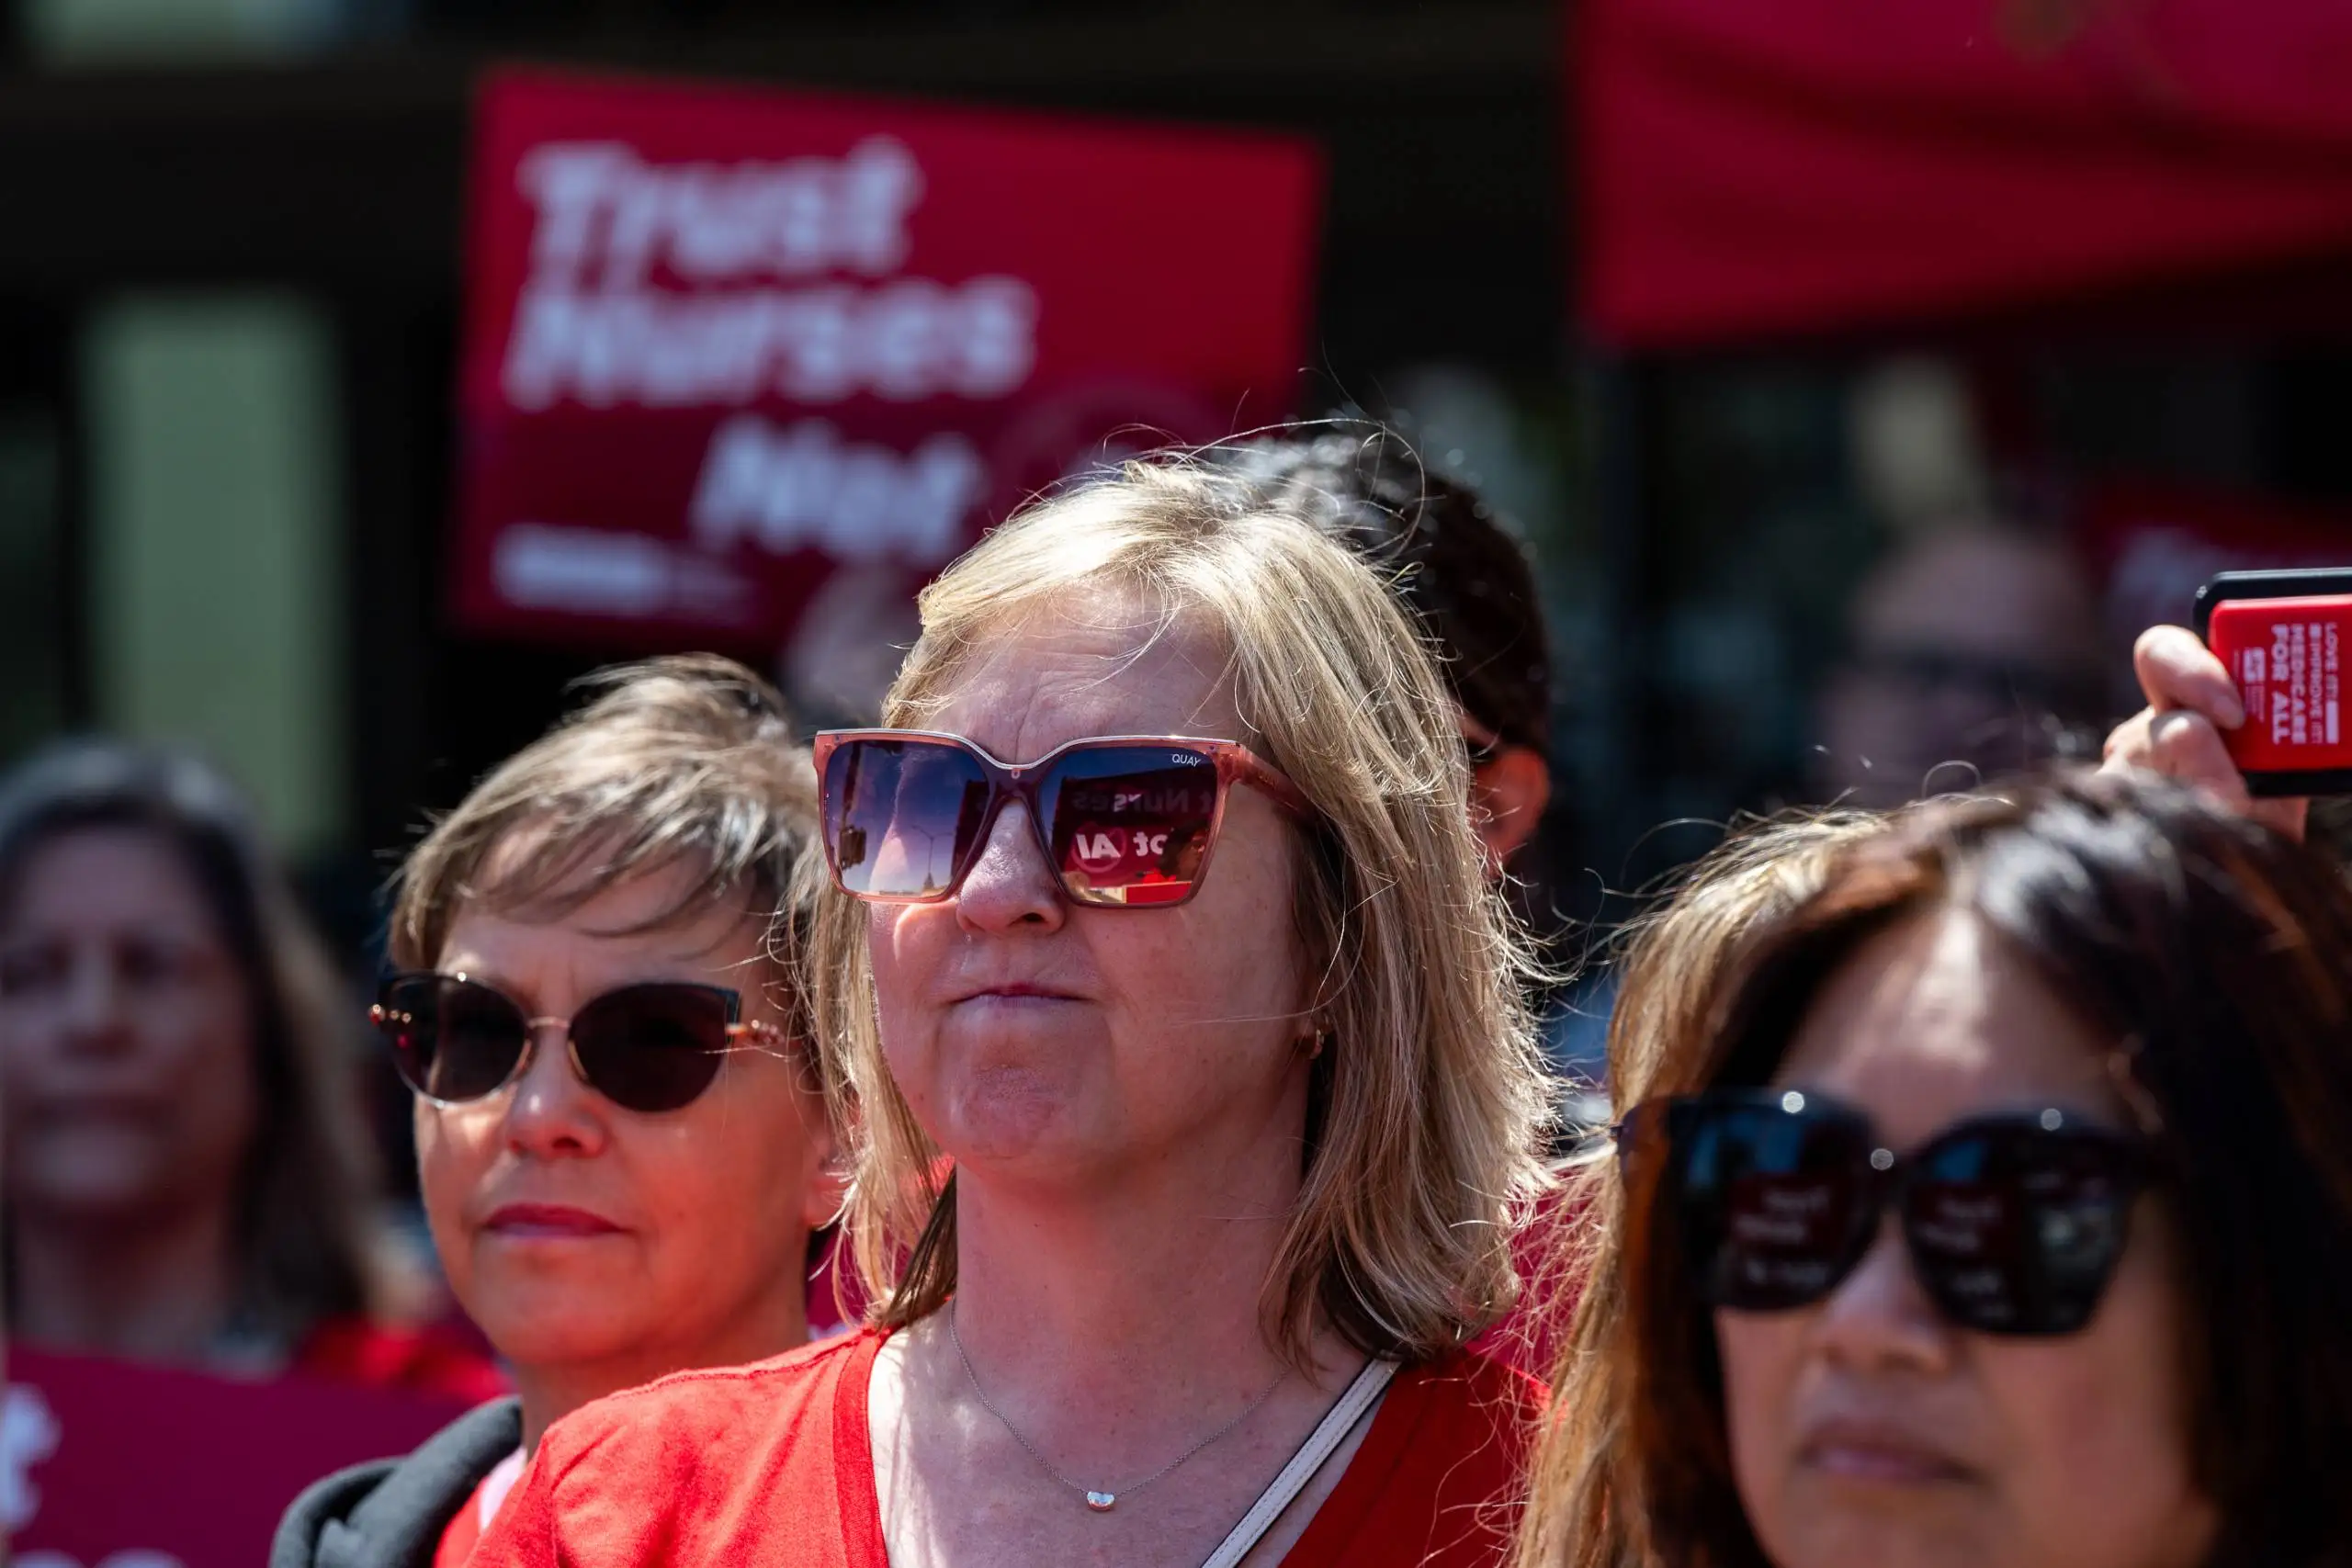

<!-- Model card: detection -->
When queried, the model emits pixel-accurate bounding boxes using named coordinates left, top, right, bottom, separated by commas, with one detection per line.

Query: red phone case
left=2195, top=570, right=2352, bottom=796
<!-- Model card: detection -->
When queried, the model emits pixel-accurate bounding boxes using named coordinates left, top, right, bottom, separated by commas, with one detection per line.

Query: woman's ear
left=1470, top=744, right=1552, bottom=869
left=799, top=1112, right=851, bottom=1234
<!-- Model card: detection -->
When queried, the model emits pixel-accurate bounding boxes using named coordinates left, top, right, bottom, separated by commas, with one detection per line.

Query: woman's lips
left=482, top=1202, right=626, bottom=1239
left=950, top=982, right=1084, bottom=1006
left=1798, top=1421, right=1974, bottom=1485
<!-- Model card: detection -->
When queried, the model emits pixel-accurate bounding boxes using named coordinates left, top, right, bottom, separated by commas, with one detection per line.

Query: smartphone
left=2193, top=569, right=2352, bottom=797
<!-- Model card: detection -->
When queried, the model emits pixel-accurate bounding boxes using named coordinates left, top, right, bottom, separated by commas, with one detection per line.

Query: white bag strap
left=1197, top=1356, right=1400, bottom=1568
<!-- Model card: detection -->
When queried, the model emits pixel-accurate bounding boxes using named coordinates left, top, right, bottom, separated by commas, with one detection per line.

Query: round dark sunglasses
left=372, top=973, right=781, bottom=1115
left=812, top=729, right=1315, bottom=909
left=1618, top=1089, right=2155, bottom=1337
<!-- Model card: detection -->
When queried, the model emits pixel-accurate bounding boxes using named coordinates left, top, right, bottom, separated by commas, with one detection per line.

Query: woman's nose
left=1811, top=1217, right=1958, bottom=1376
left=61, top=949, right=134, bottom=1048
left=954, top=800, right=1066, bottom=933
left=501, top=1025, right=610, bottom=1158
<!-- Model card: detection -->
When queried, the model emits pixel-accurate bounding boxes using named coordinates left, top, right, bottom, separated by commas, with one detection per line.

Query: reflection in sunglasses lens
left=1909, top=1128, right=2130, bottom=1334
left=1687, top=1109, right=1868, bottom=1310
left=379, top=976, right=526, bottom=1102
left=571, top=986, right=730, bottom=1113
left=1671, top=1102, right=2142, bottom=1336
left=828, top=739, right=993, bottom=898
left=1043, top=748, right=1219, bottom=907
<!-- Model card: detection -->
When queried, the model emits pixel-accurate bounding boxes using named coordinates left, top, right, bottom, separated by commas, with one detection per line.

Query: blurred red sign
left=451, top=67, right=1322, bottom=650
left=4, top=1345, right=468, bottom=1567
left=1581, top=0, right=2352, bottom=346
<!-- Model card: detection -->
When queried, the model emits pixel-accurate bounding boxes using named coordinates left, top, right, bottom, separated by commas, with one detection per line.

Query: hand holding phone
left=2101, top=625, right=2312, bottom=843
left=2194, top=570, right=2352, bottom=798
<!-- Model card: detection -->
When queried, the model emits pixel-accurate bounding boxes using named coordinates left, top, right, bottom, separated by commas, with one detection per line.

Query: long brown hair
left=1517, top=810, right=1883, bottom=1568
left=0, top=741, right=388, bottom=1341
left=1521, top=771, right=2352, bottom=1568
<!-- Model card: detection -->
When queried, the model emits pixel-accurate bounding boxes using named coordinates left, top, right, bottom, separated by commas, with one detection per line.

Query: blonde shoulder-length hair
left=813, top=454, right=1555, bottom=1368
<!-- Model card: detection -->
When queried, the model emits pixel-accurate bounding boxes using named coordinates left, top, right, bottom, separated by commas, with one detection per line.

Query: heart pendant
left=1085, top=1492, right=1116, bottom=1512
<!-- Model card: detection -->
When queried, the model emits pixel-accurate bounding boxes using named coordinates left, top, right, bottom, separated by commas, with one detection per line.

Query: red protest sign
left=5, top=1346, right=469, bottom=1567
left=1049, top=765, right=1218, bottom=906
left=451, top=67, right=1323, bottom=651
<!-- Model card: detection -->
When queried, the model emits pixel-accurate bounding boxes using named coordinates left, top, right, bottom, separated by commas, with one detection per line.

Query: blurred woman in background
left=1208, top=425, right=1555, bottom=873
left=0, top=740, right=498, bottom=1397
left=484, top=454, right=1554, bottom=1565
left=1521, top=770, right=2352, bottom=1568
left=275, top=656, right=840, bottom=1566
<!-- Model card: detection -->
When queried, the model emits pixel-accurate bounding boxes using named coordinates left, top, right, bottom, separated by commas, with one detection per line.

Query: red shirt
left=1469, top=1186, right=1589, bottom=1378
left=292, top=1315, right=511, bottom=1406
left=434, top=1444, right=526, bottom=1568
left=477, top=1328, right=1542, bottom=1566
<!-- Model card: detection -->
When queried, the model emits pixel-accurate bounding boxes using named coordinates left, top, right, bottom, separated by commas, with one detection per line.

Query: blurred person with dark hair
left=1815, top=525, right=2105, bottom=809
left=1210, top=427, right=1606, bottom=1126
left=1209, top=425, right=1555, bottom=870
left=1520, top=770, right=2352, bottom=1568
left=0, top=740, right=499, bottom=1397
left=275, top=655, right=840, bottom=1567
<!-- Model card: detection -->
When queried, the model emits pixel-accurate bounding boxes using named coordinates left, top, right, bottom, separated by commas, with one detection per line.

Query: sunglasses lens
left=823, top=738, right=993, bottom=899
left=1906, top=1125, right=2137, bottom=1336
left=1672, top=1100, right=1874, bottom=1312
left=569, top=984, right=733, bottom=1114
left=377, top=976, right=527, bottom=1103
left=1040, top=746, right=1222, bottom=907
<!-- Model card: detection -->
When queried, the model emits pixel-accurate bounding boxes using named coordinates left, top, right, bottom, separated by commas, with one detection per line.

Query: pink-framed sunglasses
left=812, top=729, right=1316, bottom=908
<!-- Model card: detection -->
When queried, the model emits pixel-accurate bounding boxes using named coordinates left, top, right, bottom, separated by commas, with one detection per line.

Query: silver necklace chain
left=947, top=1302, right=1287, bottom=1513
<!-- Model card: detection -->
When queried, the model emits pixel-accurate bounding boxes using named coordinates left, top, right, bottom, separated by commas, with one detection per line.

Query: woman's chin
left=1759, top=1499, right=2000, bottom=1568
left=925, top=1056, right=1091, bottom=1155
left=478, top=1312, right=651, bottom=1375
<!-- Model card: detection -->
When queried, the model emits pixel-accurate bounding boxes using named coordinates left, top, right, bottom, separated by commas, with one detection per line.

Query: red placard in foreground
left=452, top=67, right=1323, bottom=656
left=5, top=1346, right=469, bottom=1567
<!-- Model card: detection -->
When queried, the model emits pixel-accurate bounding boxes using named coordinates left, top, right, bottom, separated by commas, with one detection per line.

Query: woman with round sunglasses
left=275, top=657, right=840, bottom=1568
left=1517, top=769, right=2352, bottom=1568
left=481, top=456, right=1555, bottom=1565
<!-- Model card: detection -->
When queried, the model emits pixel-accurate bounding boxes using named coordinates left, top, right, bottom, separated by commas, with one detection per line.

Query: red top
left=292, top=1315, right=511, bottom=1406
left=435, top=1445, right=526, bottom=1568
left=477, top=1328, right=1543, bottom=1566
left=435, top=1481, right=488, bottom=1568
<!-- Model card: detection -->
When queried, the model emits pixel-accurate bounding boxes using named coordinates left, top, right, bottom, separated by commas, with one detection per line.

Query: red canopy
left=1579, top=0, right=2352, bottom=348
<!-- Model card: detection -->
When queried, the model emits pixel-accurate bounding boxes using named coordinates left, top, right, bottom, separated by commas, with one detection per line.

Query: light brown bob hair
left=390, top=655, right=819, bottom=1032
left=813, top=455, right=1555, bottom=1367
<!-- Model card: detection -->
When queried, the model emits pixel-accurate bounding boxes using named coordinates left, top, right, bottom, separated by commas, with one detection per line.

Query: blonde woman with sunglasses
left=482, top=455, right=1555, bottom=1567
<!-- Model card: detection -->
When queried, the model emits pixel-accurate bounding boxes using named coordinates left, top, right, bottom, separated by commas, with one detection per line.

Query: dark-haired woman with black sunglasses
left=1519, top=768, right=2352, bottom=1568
left=275, top=657, right=841, bottom=1568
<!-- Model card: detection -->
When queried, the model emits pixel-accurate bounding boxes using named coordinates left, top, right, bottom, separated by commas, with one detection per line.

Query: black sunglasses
left=372, top=973, right=781, bottom=1115
left=1618, top=1089, right=2154, bottom=1337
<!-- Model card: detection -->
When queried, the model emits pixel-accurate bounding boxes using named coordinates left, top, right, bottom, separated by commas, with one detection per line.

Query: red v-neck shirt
left=475, top=1328, right=1544, bottom=1566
